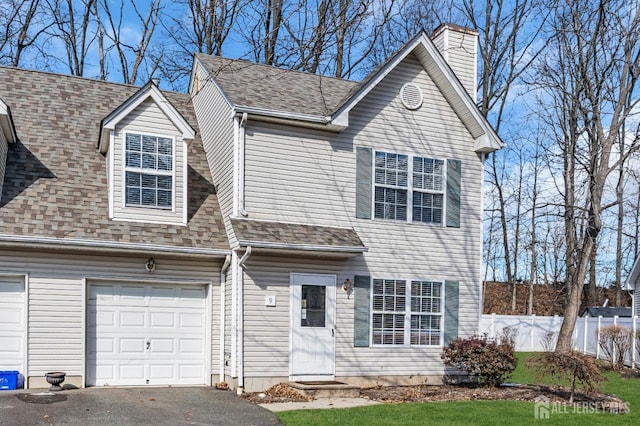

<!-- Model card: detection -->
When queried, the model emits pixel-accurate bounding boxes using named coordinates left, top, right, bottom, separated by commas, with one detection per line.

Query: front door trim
left=289, top=273, right=336, bottom=381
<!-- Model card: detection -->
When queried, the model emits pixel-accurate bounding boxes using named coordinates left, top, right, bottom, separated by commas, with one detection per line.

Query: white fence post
left=583, top=315, right=588, bottom=354
left=530, top=315, right=535, bottom=351
left=633, top=316, right=638, bottom=369
left=491, top=313, right=496, bottom=340
left=596, top=316, right=602, bottom=360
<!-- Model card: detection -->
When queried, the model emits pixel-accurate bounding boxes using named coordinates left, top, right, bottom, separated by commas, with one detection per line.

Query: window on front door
left=301, top=285, right=326, bottom=327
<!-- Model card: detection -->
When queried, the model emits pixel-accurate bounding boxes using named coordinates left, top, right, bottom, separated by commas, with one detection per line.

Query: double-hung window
left=373, top=151, right=445, bottom=224
left=124, top=133, right=173, bottom=209
left=371, top=278, right=443, bottom=346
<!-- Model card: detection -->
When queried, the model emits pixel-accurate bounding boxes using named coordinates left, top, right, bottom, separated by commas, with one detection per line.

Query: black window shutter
left=356, top=147, right=372, bottom=219
left=353, top=275, right=371, bottom=347
left=446, top=159, right=461, bottom=228
left=444, top=280, right=459, bottom=345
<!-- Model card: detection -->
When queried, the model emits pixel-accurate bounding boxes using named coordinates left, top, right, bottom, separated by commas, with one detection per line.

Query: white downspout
left=236, top=246, right=252, bottom=394
left=479, top=152, right=486, bottom=332
left=230, top=250, right=238, bottom=382
left=219, top=254, right=231, bottom=383
left=239, top=112, right=248, bottom=217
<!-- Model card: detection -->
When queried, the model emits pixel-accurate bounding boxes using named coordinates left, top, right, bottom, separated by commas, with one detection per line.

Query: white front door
left=87, top=282, right=208, bottom=386
left=290, top=273, right=336, bottom=381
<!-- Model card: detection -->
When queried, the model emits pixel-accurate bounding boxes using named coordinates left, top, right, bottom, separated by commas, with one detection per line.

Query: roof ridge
left=0, top=65, right=188, bottom=96
left=194, top=53, right=358, bottom=84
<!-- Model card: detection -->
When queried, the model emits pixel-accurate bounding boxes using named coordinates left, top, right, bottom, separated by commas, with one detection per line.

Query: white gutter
left=237, top=241, right=367, bottom=253
left=234, top=106, right=331, bottom=124
left=219, top=254, right=231, bottom=383
left=236, top=246, right=252, bottom=394
left=239, top=112, right=249, bottom=217
left=0, top=235, right=229, bottom=257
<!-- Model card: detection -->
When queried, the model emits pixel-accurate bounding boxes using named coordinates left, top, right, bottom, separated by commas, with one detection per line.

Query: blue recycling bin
left=0, top=371, right=19, bottom=390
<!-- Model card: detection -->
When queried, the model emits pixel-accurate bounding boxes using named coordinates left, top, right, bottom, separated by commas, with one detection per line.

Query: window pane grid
left=410, top=315, right=441, bottom=345
left=126, top=133, right=173, bottom=172
left=372, top=279, right=406, bottom=345
left=126, top=172, right=172, bottom=208
left=373, top=151, right=446, bottom=224
left=413, top=157, right=444, bottom=191
left=413, top=192, right=443, bottom=224
left=409, top=281, right=442, bottom=346
left=374, top=152, right=408, bottom=220
left=125, top=133, right=173, bottom=209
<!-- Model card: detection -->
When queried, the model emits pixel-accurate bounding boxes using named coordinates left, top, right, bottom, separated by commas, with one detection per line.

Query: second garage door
left=87, top=282, right=208, bottom=387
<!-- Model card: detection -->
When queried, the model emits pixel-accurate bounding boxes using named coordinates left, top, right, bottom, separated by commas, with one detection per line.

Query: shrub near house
left=441, top=336, right=517, bottom=386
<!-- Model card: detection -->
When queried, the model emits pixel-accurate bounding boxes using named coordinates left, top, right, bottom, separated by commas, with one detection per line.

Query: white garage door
left=87, top=282, right=208, bottom=386
left=0, top=278, right=25, bottom=375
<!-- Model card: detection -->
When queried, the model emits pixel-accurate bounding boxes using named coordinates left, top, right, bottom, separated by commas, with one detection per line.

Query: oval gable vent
left=400, top=83, right=423, bottom=110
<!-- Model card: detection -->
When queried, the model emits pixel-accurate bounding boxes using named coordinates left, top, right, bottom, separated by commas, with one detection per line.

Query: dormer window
left=99, top=81, right=195, bottom=225
left=124, top=133, right=174, bottom=209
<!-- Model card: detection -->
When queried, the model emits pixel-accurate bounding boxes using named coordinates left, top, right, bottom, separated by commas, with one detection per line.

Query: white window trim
left=371, top=150, right=448, bottom=226
left=122, top=131, right=176, bottom=212
left=370, top=277, right=445, bottom=347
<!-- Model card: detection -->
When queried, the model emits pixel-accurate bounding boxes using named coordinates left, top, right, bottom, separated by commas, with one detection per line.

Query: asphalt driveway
left=0, top=387, right=281, bottom=425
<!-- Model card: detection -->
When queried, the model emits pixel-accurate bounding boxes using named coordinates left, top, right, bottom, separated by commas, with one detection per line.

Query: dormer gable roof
left=332, top=31, right=502, bottom=153
left=0, top=98, right=18, bottom=143
left=99, top=81, right=196, bottom=154
left=195, top=30, right=503, bottom=153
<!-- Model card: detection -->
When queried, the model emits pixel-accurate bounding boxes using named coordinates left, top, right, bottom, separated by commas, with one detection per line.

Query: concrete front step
left=288, top=381, right=361, bottom=398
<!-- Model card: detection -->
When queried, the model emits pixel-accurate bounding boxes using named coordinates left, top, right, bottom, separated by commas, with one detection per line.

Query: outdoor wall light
left=342, top=278, right=352, bottom=292
left=145, top=257, right=156, bottom=272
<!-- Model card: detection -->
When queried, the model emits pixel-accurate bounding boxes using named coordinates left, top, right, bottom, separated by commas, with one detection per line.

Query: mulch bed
left=241, top=382, right=629, bottom=413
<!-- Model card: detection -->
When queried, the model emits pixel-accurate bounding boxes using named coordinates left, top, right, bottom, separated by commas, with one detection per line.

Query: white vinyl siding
left=111, top=98, right=186, bottom=224
left=239, top=54, right=481, bottom=386
left=0, top=250, right=220, bottom=386
left=190, top=61, right=238, bottom=247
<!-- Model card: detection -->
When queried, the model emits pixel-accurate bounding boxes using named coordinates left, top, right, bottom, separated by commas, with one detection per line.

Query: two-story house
left=0, top=23, right=501, bottom=392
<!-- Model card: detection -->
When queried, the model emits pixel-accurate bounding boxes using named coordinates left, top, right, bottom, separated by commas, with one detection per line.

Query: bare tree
left=99, top=0, right=161, bottom=84
left=0, top=0, right=52, bottom=67
left=158, top=0, right=243, bottom=88
left=535, top=0, right=640, bottom=352
left=45, top=0, right=97, bottom=76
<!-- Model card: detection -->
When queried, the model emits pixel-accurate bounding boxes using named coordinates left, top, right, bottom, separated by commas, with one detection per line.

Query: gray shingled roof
left=582, top=307, right=632, bottom=318
left=195, top=54, right=358, bottom=116
left=0, top=67, right=228, bottom=252
left=231, top=218, right=365, bottom=251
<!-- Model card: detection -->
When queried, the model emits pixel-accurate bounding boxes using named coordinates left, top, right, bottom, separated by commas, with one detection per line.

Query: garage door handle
left=146, top=341, right=150, bottom=350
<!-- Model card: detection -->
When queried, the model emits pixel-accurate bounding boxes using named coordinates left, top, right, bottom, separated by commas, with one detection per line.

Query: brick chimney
left=431, top=23, right=478, bottom=100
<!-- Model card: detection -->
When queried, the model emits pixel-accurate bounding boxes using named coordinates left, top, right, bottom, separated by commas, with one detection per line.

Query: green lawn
left=276, top=353, right=639, bottom=425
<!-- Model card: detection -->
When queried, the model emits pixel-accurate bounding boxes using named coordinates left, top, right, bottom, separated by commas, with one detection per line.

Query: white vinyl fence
left=480, top=314, right=640, bottom=367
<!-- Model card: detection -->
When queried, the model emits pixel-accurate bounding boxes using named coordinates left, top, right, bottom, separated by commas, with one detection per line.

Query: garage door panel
left=120, top=311, right=146, bottom=327
left=151, top=339, right=174, bottom=353
left=94, top=310, right=115, bottom=326
left=180, top=312, right=204, bottom=328
left=120, top=364, right=145, bottom=380
left=180, top=339, right=203, bottom=354
left=87, top=282, right=207, bottom=387
left=180, top=287, right=206, bottom=300
left=150, top=312, right=175, bottom=327
left=150, top=364, right=174, bottom=380
left=180, top=365, right=205, bottom=379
